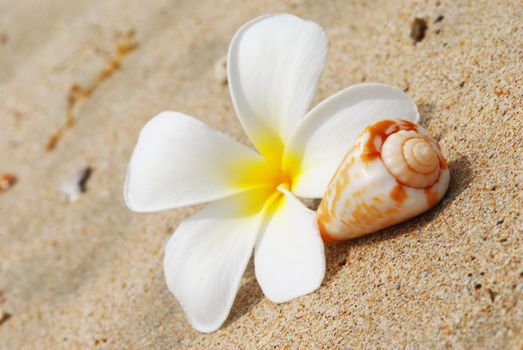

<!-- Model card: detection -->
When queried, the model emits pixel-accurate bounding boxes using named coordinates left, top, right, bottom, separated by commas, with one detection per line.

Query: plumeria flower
left=124, top=14, right=419, bottom=332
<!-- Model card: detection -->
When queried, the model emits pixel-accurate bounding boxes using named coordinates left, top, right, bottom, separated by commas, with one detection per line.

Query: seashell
left=317, top=119, right=450, bottom=243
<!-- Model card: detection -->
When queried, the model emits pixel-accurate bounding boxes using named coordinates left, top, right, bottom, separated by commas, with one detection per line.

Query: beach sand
left=0, top=0, right=521, bottom=348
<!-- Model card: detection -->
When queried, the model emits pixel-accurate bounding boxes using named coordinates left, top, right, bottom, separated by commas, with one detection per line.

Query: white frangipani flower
left=125, top=14, right=419, bottom=333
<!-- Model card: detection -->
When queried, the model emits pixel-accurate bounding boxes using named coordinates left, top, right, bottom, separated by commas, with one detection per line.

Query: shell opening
left=381, top=130, right=440, bottom=188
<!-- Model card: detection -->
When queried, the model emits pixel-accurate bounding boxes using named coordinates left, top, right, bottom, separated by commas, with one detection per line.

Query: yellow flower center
left=227, top=130, right=304, bottom=217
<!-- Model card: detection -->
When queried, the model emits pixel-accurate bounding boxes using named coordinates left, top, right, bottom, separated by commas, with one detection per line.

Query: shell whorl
left=381, top=130, right=440, bottom=188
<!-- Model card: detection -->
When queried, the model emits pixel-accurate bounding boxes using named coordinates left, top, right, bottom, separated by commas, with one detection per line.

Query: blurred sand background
left=0, top=0, right=521, bottom=348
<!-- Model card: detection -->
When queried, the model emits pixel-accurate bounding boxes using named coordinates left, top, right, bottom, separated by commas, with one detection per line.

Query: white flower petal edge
left=255, top=187, right=325, bottom=303
left=228, top=14, right=328, bottom=164
left=163, top=189, right=272, bottom=333
left=284, top=83, right=420, bottom=198
left=125, top=111, right=274, bottom=212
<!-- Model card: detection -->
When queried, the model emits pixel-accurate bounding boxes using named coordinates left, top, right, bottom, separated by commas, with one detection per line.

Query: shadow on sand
left=323, top=155, right=473, bottom=284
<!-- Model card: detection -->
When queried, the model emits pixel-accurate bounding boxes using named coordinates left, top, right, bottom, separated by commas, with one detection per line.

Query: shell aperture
left=317, top=119, right=450, bottom=243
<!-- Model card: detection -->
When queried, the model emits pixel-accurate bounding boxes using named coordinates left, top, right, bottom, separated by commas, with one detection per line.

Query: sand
left=0, top=0, right=521, bottom=348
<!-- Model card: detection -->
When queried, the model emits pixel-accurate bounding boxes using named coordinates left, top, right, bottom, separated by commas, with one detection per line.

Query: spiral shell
left=317, top=119, right=450, bottom=243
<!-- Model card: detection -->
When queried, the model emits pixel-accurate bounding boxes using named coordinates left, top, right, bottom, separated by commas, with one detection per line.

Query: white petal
left=284, top=83, right=420, bottom=198
left=125, top=111, right=276, bottom=212
left=228, top=14, right=328, bottom=164
left=163, top=188, right=272, bottom=333
left=254, top=187, right=325, bottom=303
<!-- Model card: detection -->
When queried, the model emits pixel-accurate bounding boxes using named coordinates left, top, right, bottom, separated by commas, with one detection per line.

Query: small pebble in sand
left=60, top=166, right=93, bottom=203
left=301, top=198, right=321, bottom=211
left=487, top=288, right=498, bottom=302
left=0, top=309, right=11, bottom=326
left=410, top=18, right=428, bottom=43
left=94, top=338, right=108, bottom=345
left=214, top=55, right=228, bottom=85
left=0, top=174, right=17, bottom=193
left=434, top=15, right=445, bottom=23
left=0, top=32, right=8, bottom=45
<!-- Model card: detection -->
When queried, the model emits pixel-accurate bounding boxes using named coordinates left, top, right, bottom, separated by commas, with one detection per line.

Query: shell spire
left=317, top=119, right=450, bottom=243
